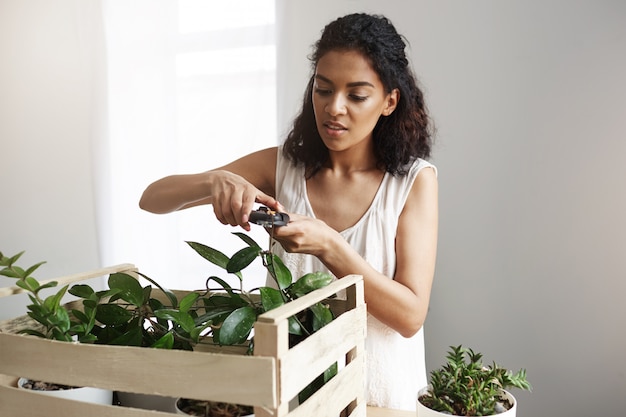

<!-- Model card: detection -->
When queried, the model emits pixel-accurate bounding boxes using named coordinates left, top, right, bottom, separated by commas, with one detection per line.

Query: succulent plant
left=418, top=345, right=531, bottom=416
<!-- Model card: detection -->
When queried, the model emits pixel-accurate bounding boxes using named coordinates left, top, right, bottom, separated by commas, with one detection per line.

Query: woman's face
left=312, top=49, right=398, bottom=153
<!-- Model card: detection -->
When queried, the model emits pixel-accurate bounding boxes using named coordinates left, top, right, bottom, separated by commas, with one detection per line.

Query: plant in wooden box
left=68, top=269, right=211, bottom=412
left=0, top=250, right=113, bottom=405
left=69, top=271, right=208, bottom=350
left=173, top=231, right=337, bottom=416
left=417, top=345, right=531, bottom=417
left=0, top=250, right=208, bottom=410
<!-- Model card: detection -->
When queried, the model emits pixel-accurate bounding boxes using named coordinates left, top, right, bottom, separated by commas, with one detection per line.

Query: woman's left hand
left=269, top=212, right=338, bottom=258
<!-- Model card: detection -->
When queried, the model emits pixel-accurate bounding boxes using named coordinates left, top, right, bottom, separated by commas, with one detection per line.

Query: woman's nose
left=325, top=94, right=347, bottom=116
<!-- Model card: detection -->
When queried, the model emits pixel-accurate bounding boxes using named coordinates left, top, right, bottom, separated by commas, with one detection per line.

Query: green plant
left=0, top=251, right=82, bottom=342
left=183, top=232, right=334, bottom=348
left=69, top=272, right=209, bottom=350
left=418, top=345, right=531, bottom=416
left=0, top=250, right=207, bottom=349
left=177, top=233, right=337, bottom=403
left=3, top=232, right=338, bottom=404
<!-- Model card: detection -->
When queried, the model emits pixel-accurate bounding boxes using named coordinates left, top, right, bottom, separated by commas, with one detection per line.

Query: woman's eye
left=350, top=94, right=368, bottom=102
left=314, top=88, right=332, bottom=96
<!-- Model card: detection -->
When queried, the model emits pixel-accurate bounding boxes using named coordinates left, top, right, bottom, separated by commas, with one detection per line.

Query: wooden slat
left=0, top=263, right=137, bottom=298
left=280, top=305, right=367, bottom=402
left=284, top=356, right=365, bottom=417
left=0, top=374, right=177, bottom=417
left=253, top=319, right=290, bottom=417
left=0, top=374, right=409, bottom=417
left=0, top=333, right=276, bottom=408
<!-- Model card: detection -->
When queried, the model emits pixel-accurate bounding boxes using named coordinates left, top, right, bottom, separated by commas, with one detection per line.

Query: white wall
left=277, top=1, right=626, bottom=416
left=0, top=0, right=104, bottom=318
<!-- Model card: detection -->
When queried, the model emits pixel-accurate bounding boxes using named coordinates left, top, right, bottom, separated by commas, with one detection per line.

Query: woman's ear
left=382, top=88, right=400, bottom=116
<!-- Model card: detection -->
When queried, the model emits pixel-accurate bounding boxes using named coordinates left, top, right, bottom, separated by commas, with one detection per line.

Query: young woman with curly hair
left=140, top=13, right=438, bottom=411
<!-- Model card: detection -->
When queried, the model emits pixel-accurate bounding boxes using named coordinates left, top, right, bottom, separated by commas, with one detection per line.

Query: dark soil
left=20, top=379, right=79, bottom=391
left=176, top=398, right=253, bottom=416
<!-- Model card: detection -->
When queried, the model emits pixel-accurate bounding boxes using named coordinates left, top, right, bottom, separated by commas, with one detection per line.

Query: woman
left=140, top=13, right=438, bottom=411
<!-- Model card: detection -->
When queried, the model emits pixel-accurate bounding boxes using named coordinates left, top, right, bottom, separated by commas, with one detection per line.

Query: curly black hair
left=282, top=13, right=434, bottom=178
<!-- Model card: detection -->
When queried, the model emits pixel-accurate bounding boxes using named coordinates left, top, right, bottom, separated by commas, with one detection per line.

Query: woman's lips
left=323, top=121, right=347, bottom=137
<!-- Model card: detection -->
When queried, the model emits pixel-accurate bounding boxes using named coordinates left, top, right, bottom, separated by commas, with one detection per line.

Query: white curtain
left=96, top=0, right=277, bottom=290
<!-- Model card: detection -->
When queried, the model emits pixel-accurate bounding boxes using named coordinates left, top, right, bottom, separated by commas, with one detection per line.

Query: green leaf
left=288, top=316, right=303, bottom=335
left=71, top=309, right=90, bottom=324
left=138, top=272, right=178, bottom=308
left=218, top=306, right=257, bottom=345
left=42, top=285, right=69, bottom=313
left=24, top=261, right=46, bottom=279
left=268, top=254, right=292, bottom=290
left=290, top=272, right=333, bottom=297
left=179, top=292, right=199, bottom=314
left=186, top=241, right=230, bottom=269
left=8, top=251, right=25, bottom=265
left=204, top=277, right=247, bottom=304
left=189, top=322, right=212, bottom=344
left=151, top=332, right=175, bottom=349
left=153, top=309, right=196, bottom=334
left=259, top=287, right=284, bottom=312
left=24, top=276, right=42, bottom=293
left=203, top=293, right=234, bottom=307
left=108, top=326, right=143, bottom=346
left=232, top=232, right=262, bottom=249
left=108, top=273, right=144, bottom=307
left=310, top=302, right=334, bottom=332
left=0, top=267, right=20, bottom=278
left=68, top=284, right=95, bottom=299
left=324, top=362, right=338, bottom=382
left=77, top=333, right=98, bottom=343
left=226, top=246, right=261, bottom=273
left=8, top=266, right=27, bottom=278
left=15, top=280, right=31, bottom=291
left=96, top=303, right=133, bottom=325
left=27, top=303, right=47, bottom=319
left=18, top=329, right=47, bottom=338
left=142, top=286, right=152, bottom=304
left=37, top=281, right=60, bottom=292
left=298, top=363, right=337, bottom=404
left=53, top=307, right=71, bottom=333
left=194, top=307, right=233, bottom=327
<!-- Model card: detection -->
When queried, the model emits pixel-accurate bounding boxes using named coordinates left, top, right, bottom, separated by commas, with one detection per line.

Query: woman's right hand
left=209, top=170, right=281, bottom=231
left=139, top=147, right=280, bottom=230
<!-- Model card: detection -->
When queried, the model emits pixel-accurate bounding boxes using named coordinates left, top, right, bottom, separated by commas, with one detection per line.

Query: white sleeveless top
left=273, top=148, right=437, bottom=411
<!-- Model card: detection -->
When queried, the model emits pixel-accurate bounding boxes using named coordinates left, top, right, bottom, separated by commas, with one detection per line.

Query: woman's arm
left=139, top=147, right=280, bottom=230
left=272, top=167, right=438, bottom=337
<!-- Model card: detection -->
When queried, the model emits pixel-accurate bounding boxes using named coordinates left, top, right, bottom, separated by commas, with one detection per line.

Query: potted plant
left=417, top=345, right=532, bottom=416
left=0, top=250, right=113, bottom=405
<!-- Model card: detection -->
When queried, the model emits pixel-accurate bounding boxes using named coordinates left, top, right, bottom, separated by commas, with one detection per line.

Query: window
left=100, top=1, right=276, bottom=289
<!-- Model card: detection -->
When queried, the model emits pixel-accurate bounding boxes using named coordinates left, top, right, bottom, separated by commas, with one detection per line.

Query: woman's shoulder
left=400, top=158, right=438, bottom=180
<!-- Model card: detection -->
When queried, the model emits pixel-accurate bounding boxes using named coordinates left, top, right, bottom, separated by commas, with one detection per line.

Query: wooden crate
left=0, top=264, right=367, bottom=417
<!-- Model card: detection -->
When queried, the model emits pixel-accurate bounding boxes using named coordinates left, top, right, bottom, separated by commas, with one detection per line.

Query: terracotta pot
left=416, top=387, right=517, bottom=417
left=18, top=377, right=113, bottom=405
